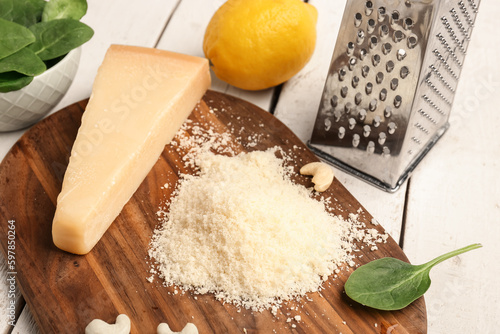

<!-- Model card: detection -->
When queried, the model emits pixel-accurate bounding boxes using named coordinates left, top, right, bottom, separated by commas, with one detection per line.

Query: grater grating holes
left=377, top=6, right=386, bottom=22
left=325, top=118, right=332, bottom=131
left=359, top=109, right=367, bottom=121
left=422, top=95, right=445, bottom=115
left=380, top=88, right=387, bottom=101
left=363, top=124, right=371, bottom=137
left=466, top=0, right=478, bottom=13
left=357, top=30, right=365, bottom=44
left=429, top=64, right=455, bottom=92
left=450, top=8, right=471, bottom=41
left=390, top=78, right=399, bottom=90
left=400, top=66, right=409, bottom=79
left=393, top=95, right=402, bottom=108
left=411, top=136, right=422, bottom=145
left=391, top=11, right=400, bottom=25
left=338, top=126, right=346, bottom=139
left=388, top=122, right=397, bottom=134
left=365, top=0, right=374, bottom=15
left=436, top=33, right=463, bottom=67
left=349, top=57, right=357, bottom=70
left=354, top=12, right=363, bottom=27
left=378, top=132, right=386, bottom=145
left=403, top=17, right=413, bottom=30
left=367, top=141, right=375, bottom=153
left=386, top=60, right=395, bottom=72
left=366, top=82, right=373, bottom=94
left=345, top=102, right=353, bottom=113
left=458, top=1, right=474, bottom=26
left=407, top=35, right=418, bottom=49
left=361, top=65, right=370, bottom=78
left=347, top=42, right=355, bottom=55
left=313, top=1, right=436, bottom=155
left=308, top=0, right=482, bottom=190
left=341, top=86, right=349, bottom=98
left=367, top=18, right=376, bottom=33
left=382, top=42, right=392, bottom=55
left=379, top=24, right=389, bottom=37
left=352, top=76, right=360, bottom=88
left=360, top=48, right=368, bottom=60
left=414, top=122, right=430, bottom=135
left=331, top=95, right=338, bottom=108
left=353, top=134, right=360, bottom=147
left=425, top=78, right=452, bottom=106
left=441, top=17, right=466, bottom=53
left=432, top=49, right=459, bottom=80
left=397, top=48, right=407, bottom=61
left=393, top=30, right=405, bottom=43
left=339, top=67, right=347, bottom=81
left=417, top=109, right=437, bottom=125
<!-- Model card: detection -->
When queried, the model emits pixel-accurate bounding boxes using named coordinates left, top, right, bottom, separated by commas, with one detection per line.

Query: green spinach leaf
left=0, top=0, right=14, bottom=21
left=0, top=48, right=46, bottom=76
left=344, top=243, right=482, bottom=311
left=0, top=72, right=33, bottom=92
left=42, top=0, right=88, bottom=21
left=28, top=19, right=93, bottom=61
left=0, top=0, right=45, bottom=27
left=0, top=18, right=36, bottom=60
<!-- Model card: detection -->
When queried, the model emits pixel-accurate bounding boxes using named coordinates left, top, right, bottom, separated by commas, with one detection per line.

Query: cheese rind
left=52, top=45, right=210, bottom=254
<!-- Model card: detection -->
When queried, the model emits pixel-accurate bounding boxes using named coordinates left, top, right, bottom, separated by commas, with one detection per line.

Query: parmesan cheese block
left=52, top=45, right=210, bottom=254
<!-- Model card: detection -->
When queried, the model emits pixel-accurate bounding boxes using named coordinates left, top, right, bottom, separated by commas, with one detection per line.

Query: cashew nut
left=157, top=322, right=198, bottom=334
left=85, top=314, right=131, bottom=334
left=299, top=162, right=334, bottom=192
left=85, top=314, right=198, bottom=334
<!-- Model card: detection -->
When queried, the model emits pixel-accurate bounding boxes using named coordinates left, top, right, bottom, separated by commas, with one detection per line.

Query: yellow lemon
left=203, top=0, right=318, bottom=91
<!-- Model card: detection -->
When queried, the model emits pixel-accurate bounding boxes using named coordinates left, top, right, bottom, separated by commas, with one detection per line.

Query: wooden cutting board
left=0, top=90, right=426, bottom=334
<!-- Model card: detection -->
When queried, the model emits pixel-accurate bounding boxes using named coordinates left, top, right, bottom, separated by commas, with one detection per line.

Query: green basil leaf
left=0, top=47, right=46, bottom=76
left=28, top=19, right=93, bottom=61
left=42, top=0, right=88, bottom=21
left=344, top=243, right=482, bottom=311
left=0, top=0, right=45, bottom=27
left=0, top=71, right=33, bottom=92
left=0, top=18, right=36, bottom=60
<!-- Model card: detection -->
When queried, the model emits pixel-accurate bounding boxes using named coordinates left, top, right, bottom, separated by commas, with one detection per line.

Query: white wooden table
left=1, top=1, right=498, bottom=333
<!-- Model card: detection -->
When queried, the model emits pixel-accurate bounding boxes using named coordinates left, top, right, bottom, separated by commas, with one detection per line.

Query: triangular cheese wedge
left=52, top=45, right=210, bottom=254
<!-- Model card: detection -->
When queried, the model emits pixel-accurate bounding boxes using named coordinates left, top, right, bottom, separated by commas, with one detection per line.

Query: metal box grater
left=308, top=0, right=480, bottom=192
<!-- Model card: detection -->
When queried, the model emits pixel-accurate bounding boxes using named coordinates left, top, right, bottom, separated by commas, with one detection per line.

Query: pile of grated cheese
left=148, top=111, right=388, bottom=312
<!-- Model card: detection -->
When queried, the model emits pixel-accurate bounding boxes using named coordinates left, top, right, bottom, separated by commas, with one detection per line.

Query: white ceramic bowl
left=0, top=47, right=81, bottom=132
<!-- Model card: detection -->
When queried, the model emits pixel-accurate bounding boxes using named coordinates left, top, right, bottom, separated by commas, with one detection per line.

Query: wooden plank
left=155, top=0, right=276, bottom=112
left=0, top=259, right=23, bottom=334
left=0, top=92, right=426, bottom=334
left=402, top=2, right=499, bottom=333
left=11, top=307, right=39, bottom=334
left=273, top=0, right=406, bottom=241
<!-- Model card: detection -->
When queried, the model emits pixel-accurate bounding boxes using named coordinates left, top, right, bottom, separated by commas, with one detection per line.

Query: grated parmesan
left=148, top=108, right=388, bottom=312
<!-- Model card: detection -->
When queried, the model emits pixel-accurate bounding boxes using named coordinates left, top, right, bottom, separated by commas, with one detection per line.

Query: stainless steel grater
left=308, top=0, right=480, bottom=192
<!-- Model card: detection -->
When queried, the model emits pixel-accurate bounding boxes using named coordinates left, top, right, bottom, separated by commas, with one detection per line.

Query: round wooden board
left=0, top=90, right=426, bottom=334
